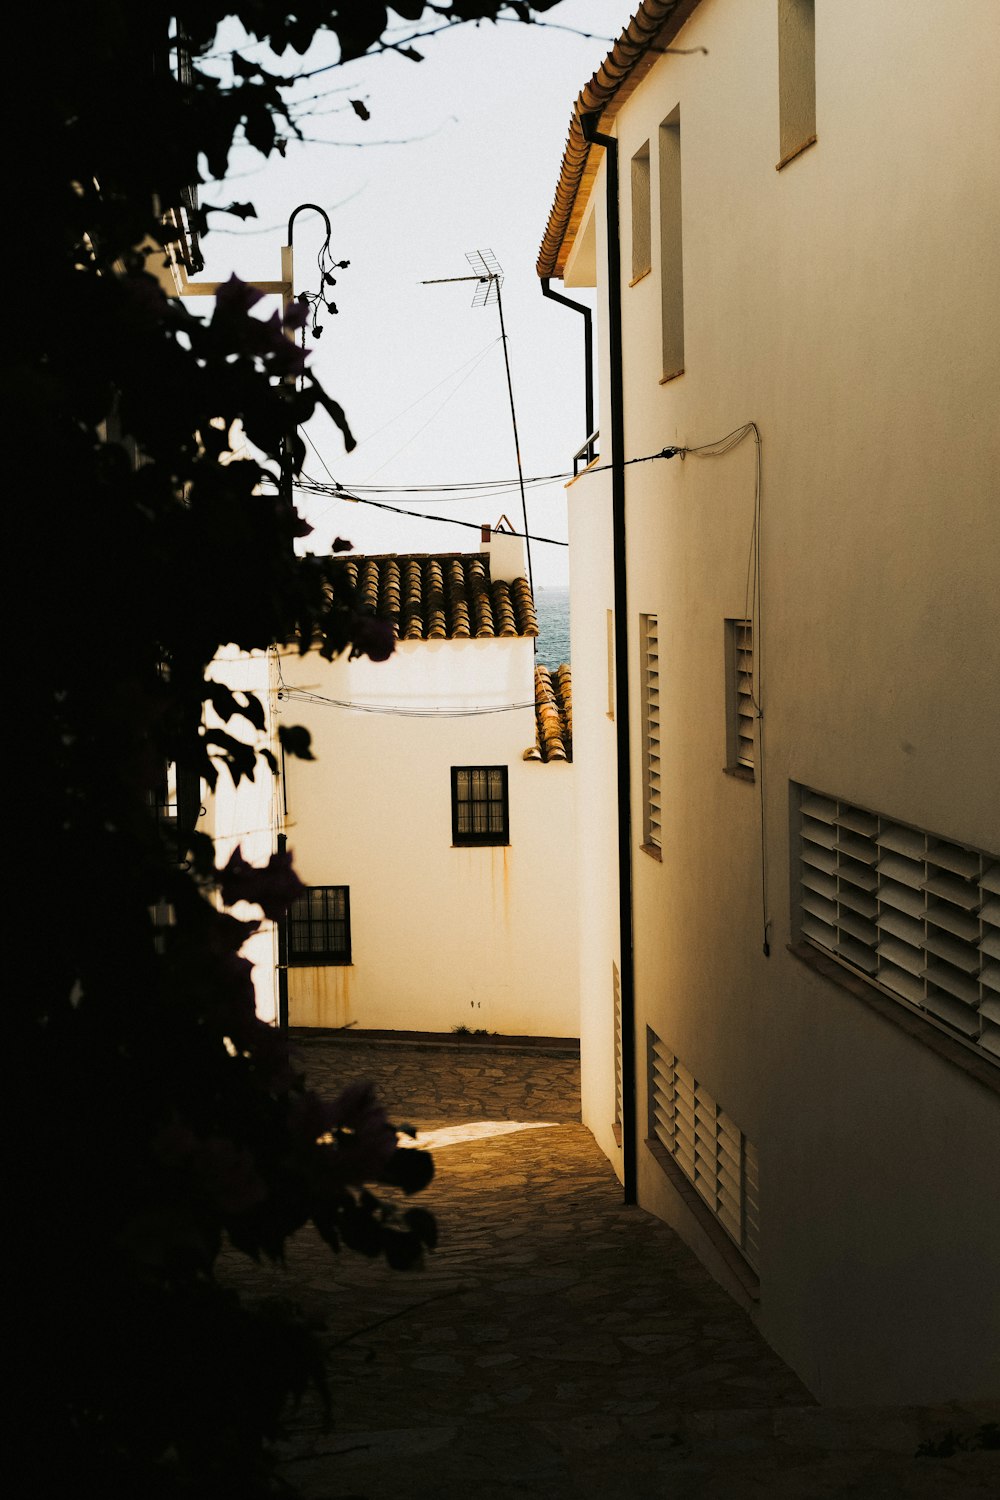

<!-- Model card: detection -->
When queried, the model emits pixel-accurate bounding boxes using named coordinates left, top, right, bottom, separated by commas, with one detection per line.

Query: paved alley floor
left=220, top=1035, right=998, bottom=1498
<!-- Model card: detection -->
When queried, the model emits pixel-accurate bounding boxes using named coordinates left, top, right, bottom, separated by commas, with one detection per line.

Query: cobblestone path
left=219, top=1036, right=998, bottom=1498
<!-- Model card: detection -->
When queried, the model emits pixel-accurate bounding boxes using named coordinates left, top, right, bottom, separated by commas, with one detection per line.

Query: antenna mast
left=421, top=250, right=534, bottom=599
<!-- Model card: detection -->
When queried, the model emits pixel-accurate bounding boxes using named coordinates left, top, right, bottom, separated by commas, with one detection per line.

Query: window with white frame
left=647, top=1028, right=760, bottom=1269
left=640, top=614, right=661, bottom=852
left=725, top=618, right=755, bottom=774
left=796, top=787, right=1000, bottom=1062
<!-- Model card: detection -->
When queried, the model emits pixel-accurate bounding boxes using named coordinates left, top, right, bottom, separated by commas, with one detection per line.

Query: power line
left=279, top=687, right=537, bottom=718
left=296, top=442, right=685, bottom=500
left=289, top=478, right=569, bottom=547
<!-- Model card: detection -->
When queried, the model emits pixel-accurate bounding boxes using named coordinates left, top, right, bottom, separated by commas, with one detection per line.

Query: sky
left=197, top=2, right=626, bottom=586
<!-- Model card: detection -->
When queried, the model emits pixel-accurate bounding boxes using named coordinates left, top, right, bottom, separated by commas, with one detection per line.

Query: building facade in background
left=539, top=0, right=1000, bottom=1404
left=275, top=528, right=578, bottom=1038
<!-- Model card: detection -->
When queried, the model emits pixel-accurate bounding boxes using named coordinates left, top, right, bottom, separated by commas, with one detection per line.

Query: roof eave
left=536, top=0, right=702, bottom=280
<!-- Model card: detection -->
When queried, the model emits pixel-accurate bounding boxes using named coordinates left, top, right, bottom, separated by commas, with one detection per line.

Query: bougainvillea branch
left=10, top=3, right=559, bottom=1495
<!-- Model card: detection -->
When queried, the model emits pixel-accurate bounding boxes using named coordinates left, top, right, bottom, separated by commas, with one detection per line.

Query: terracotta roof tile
left=537, top=0, right=694, bottom=279
left=524, top=664, right=573, bottom=763
left=337, top=552, right=539, bottom=642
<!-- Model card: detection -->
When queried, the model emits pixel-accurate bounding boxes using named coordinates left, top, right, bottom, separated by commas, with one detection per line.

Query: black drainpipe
left=276, top=831, right=290, bottom=1033
left=580, top=110, right=637, bottom=1206
left=540, top=278, right=594, bottom=460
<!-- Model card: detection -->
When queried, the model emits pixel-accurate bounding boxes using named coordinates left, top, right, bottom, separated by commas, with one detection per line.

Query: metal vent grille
left=734, top=619, right=755, bottom=768
left=640, top=614, right=661, bottom=848
left=648, top=1029, right=760, bottom=1269
left=798, top=787, right=1000, bottom=1062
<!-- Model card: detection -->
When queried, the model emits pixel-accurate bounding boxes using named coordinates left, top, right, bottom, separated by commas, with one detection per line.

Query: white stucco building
left=274, top=528, right=578, bottom=1039
left=538, top=0, right=1000, bottom=1404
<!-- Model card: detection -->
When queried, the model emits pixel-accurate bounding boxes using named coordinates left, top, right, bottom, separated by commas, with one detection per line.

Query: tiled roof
left=537, top=1, right=691, bottom=279
left=524, top=664, right=573, bottom=763
left=339, top=553, right=539, bottom=641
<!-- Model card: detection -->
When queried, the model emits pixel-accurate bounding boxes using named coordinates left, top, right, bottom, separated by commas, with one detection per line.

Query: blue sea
left=534, top=586, right=571, bottom=669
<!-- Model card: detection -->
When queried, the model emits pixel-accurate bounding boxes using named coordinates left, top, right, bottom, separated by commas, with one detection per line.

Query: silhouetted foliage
left=10, top=3, right=556, bottom=1494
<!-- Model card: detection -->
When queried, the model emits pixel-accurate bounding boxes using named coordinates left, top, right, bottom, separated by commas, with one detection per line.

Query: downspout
left=276, top=831, right=289, bottom=1031
left=580, top=111, right=637, bottom=1206
left=540, top=278, right=594, bottom=460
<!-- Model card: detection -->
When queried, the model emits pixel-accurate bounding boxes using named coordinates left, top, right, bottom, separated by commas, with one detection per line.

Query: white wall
left=278, top=635, right=579, bottom=1038
left=202, top=648, right=281, bottom=1026
left=567, top=476, right=624, bottom=1167
left=562, top=0, right=1000, bottom=1403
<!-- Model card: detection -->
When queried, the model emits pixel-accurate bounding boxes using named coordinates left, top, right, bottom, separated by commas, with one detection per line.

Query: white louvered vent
left=647, top=1029, right=760, bottom=1269
left=640, top=614, right=661, bottom=849
left=734, top=619, right=755, bottom=769
left=797, top=787, right=1000, bottom=1064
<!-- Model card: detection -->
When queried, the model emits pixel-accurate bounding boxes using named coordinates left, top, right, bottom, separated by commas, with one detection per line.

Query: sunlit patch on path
left=400, top=1119, right=563, bottom=1151
left=219, top=1040, right=991, bottom=1497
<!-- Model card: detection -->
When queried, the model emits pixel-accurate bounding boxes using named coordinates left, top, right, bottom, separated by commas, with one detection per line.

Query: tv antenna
left=421, top=251, right=534, bottom=599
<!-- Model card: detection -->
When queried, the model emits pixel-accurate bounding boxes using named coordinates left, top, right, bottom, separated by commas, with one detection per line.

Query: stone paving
left=219, top=1036, right=999, bottom=1498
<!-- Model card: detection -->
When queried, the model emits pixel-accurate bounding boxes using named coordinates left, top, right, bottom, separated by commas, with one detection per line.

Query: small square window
left=287, top=885, right=351, bottom=965
left=452, top=766, right=509, bottom=846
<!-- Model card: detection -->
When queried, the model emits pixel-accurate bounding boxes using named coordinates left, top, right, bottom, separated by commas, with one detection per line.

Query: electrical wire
left=348, top=337, right=501, bottom=455
left=362, top=338, right=500, bottom=479
left=290, top=479, right=569, bottom=547
left=686, top=420, right=770, bottom=957
left=291, top=442, right=686, bottom=501
left=279, top=687, right=537, bottom=718
left=283, top=441, right=736, bottom=551
left=273, top=647, right=537, bottom=720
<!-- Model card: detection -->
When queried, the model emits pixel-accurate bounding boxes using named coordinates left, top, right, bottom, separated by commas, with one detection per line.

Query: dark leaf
left=204, top=730, right=258, bottom=787
left=278, top=724, right=314, bottom=761
left=377, top=1146, right=435, bottom=1196
left=383, top=1230, right=423, bottom=1270
left=403, top=1207, right=438, bottom=1251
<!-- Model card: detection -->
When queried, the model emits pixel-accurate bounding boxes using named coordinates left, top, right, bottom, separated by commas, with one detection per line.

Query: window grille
left=796, top=787, right=1000, bottom=1062
left=648, top=1029, right=760, bottom=1269
left=288, top=885, right=351, bottom=965
left=452, top=766, right=509, bottom=846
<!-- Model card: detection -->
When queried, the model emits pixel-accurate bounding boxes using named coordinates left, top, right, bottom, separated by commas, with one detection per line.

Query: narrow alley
left=220, top=1036, right=998, bottom=1498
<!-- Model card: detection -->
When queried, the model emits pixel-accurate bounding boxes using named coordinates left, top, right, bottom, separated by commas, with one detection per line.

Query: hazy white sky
left=198, top=2, right=627, bottom=585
